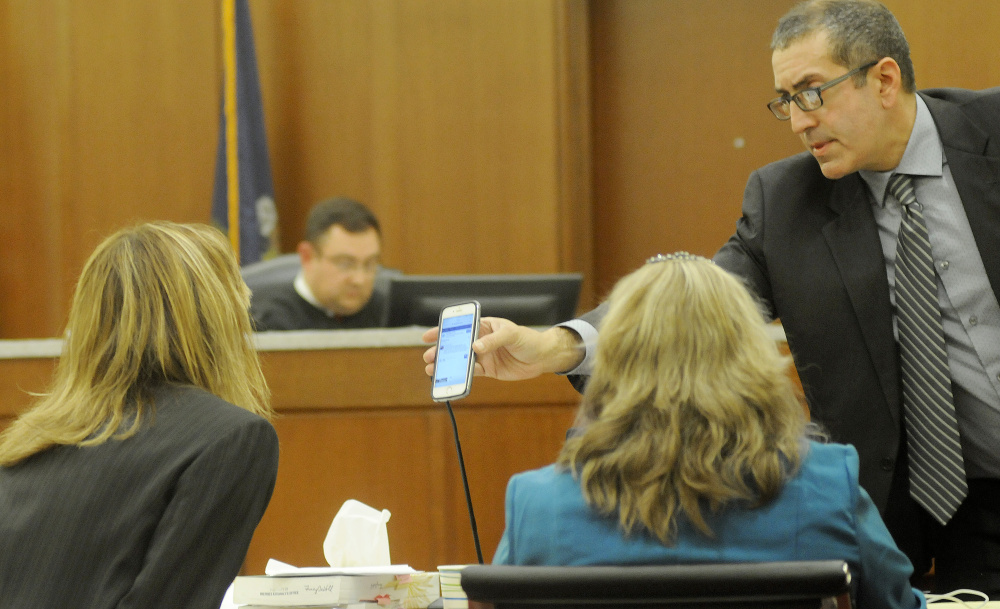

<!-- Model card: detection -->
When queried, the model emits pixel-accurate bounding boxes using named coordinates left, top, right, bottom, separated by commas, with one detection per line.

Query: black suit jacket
left=0, top=384, right=280, bottom=609
left=579, top=87, right=1000, bottom=514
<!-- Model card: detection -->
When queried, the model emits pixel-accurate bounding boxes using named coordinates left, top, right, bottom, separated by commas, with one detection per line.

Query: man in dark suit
left=712, top=0, right=1000, bottom=590
left=422, top=0, right=1000, bottom=594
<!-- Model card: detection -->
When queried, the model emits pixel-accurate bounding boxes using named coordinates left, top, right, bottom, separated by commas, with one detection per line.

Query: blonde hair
left=0, top=222, right=272, bottom=466
left=558, top=254, right=806, bottom=543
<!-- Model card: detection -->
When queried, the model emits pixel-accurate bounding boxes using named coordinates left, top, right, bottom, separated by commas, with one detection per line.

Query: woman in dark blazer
left=0, top=222, right=280, bottom=609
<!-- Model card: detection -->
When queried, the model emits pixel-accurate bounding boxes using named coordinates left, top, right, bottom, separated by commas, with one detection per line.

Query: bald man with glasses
left=422, top=0, right=1000, bottom=594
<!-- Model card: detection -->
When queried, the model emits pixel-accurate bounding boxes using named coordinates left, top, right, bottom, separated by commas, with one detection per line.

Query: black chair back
left=460, top=561, right=852, bottom=609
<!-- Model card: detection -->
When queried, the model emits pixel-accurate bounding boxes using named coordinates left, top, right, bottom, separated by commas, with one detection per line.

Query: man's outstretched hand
left=422, top=317, right=585, bottom=381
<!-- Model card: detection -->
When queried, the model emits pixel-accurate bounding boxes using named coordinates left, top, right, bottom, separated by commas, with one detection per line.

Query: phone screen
left=432, top=302, right=480, bottom=401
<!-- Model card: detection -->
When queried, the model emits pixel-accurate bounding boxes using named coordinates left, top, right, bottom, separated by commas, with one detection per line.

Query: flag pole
left=222, top=0, right=240, bottom=261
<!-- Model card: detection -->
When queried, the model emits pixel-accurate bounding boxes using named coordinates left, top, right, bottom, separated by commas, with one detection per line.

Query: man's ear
left=297, top=240, right=315, bottom=265
left=874, top=57, right=904, bottom=109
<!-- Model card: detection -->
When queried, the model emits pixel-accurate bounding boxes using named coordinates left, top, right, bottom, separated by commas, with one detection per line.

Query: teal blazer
left=494, top=441, right=925, bottom=609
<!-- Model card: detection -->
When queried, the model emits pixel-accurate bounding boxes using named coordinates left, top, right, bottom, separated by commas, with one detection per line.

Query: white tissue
left=323, top=499, right=392, bottom=567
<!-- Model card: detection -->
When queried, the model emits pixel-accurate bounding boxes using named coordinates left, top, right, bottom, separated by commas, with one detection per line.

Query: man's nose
left=788, top=104, right=818, bottom=135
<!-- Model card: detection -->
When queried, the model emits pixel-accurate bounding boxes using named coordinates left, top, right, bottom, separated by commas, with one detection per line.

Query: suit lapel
left=822, top=175, right=901, bottom=423
left=922, top=93, right=1000, bottom=297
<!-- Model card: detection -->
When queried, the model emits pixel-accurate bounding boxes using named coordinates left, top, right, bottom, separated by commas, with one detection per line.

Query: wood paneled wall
left=0, top=2, right=218, bottom=338
left=2, top=1, right=997, bottom=338
left=589, top=0, right=800, bottom=299
left=251, top=1, right=593, bottom=280
left=0, top=1, right=591, bottom=339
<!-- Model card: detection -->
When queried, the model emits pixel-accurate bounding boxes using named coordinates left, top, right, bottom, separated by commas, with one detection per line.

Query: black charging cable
left=444, top=399, right=484, bottom=564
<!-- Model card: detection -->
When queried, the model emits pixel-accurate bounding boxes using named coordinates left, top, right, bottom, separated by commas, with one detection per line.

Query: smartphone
left=431, top=301, right=481, bottom=402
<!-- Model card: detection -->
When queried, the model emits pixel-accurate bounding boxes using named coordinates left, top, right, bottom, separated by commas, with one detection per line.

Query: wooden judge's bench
left=0, top=329, right=581, bottom=574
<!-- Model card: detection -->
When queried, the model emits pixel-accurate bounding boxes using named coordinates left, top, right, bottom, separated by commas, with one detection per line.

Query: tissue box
left=233, top=571, right=440, bottom=608
left=347, top=571, right=440, bottom=609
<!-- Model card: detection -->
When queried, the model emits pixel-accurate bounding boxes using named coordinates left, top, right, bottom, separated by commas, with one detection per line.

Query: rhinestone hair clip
left=645, top=251, right=713, bottom=265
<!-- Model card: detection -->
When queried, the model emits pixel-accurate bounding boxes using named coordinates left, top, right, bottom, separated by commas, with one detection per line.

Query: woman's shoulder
left=510, top=463, right=561, bottom=482
left=147, top=384, right=276, bottom=448
left=505, top=464, right=590, bottom=520
left=153, top=384, right=265, bottom=421
left=803, top=440, right=858, bottom=461
left=508, top=464, right=576, bottom=493
left=799, top=440, right=860, bottom=485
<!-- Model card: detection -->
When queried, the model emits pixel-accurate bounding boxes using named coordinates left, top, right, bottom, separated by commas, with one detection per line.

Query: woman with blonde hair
left=493, top=253, right=924, bottom=609
left=0, top=222, right=279, bottom=608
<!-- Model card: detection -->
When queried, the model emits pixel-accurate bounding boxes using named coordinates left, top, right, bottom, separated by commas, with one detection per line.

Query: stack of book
left=436, top=565, right=470, bottom=609
left=232, top=563, right=440, bottom=609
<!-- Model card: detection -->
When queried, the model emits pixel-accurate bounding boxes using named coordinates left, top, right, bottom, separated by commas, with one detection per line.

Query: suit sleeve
left=117, top=416, right=280, bottom=609
left=714, top=169, right=777, bottom=321
left=560, top=300, right=609, bottom=393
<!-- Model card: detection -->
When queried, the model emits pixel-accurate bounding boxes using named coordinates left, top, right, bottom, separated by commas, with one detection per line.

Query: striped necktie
left=889, top=172, right=967, bottom=525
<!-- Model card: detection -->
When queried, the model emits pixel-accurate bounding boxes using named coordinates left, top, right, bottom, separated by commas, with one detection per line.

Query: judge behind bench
left=249, top=196, right=388, bottom=331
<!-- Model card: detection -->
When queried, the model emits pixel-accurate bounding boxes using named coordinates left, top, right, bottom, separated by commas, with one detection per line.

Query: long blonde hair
left=0, top=222, right=272, bottom=466
left=558, top=254, right=806, bottom=543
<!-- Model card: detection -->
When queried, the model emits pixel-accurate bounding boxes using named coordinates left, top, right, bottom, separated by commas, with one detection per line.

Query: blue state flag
left=212, top=0, right=279, bottom=265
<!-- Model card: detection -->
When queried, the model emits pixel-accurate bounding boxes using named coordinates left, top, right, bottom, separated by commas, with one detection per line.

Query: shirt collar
left=859, top=95, right=945, bottom=207
left=294, top=272, right=338, bottom=318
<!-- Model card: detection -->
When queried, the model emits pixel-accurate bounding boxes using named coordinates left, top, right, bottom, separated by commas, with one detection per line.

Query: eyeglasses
left=322, top=255, right=380, bottom=274
left=766, top=60, right=878, bottom=120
